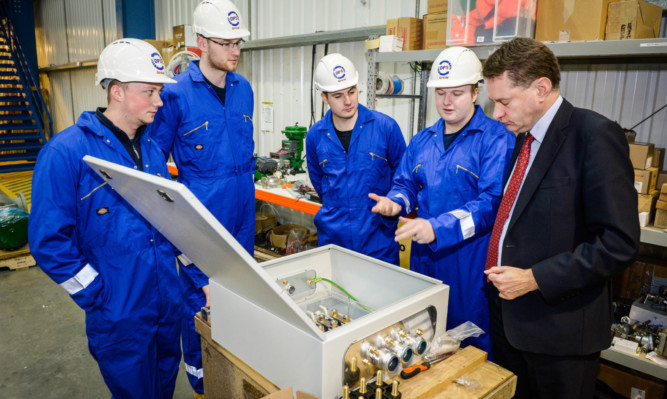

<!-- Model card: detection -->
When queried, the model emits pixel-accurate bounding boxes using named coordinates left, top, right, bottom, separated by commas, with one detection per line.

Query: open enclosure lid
left=83, top=156, right=326, bottom=339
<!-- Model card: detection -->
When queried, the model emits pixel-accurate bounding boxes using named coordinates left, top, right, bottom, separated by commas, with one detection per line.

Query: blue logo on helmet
left=438, top=60, right=452, bottom=77
left=228, top=11, right=240, bottom=27
left=150, top=52, right=164, bottom=71
left=333, top=66, right=346, bottom=80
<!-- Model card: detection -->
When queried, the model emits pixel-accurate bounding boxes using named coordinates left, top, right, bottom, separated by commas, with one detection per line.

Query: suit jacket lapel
left=507, top=99, right=573, bottom=232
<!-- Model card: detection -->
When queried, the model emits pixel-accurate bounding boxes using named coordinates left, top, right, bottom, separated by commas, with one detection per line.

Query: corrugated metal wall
left=35, top=0, right=666, bottom=152
left=35, top=0, right=116, bottom=129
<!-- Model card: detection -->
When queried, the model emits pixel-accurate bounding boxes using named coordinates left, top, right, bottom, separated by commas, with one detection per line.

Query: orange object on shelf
left=255, top=188, right=320, bottom=216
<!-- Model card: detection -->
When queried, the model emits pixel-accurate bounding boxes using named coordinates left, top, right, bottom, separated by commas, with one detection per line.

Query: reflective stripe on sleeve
left=185, top=363, right=203, bottom=379
left=59, top=264, right=99, bottom=295
left=177, top=254, right=193, bottom=266
left=449, top=209, right=475, bottom=240
left=395, top=194, right=411, bottom=214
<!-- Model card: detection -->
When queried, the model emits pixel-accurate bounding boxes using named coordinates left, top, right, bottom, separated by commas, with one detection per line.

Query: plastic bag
left=426, top=321, right=485, bottom=360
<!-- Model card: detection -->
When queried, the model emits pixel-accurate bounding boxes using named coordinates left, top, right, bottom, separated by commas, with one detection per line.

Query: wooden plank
left=0, top=244, right=35, bottom=270
left=0, top=243, right=30, bottom=260
left=390, top=346, right=489, bottom=398
left=194, top=313, right=280, bottom=399
left=434, top=361, right=517, bottom=399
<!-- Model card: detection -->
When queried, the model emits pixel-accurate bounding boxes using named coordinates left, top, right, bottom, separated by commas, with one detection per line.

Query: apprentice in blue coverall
left=370, top=47, right=515, bottom=354
left=145, top=1, right=253, bottom=394
left=306, top=53, right=406, bottom=265
left=28, top=39, right=182, bottom=398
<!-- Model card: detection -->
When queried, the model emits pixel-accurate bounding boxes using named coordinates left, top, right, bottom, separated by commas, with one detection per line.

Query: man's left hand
left=395, top=217, right=435, bottom=244
left=485, top=266, right=539, bottom=300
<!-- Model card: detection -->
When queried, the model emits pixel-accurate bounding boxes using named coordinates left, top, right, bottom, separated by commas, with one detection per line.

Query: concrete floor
left=0, top=266, right=194, bottom=399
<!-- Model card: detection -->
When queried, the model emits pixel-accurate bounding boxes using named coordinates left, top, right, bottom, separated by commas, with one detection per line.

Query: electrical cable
left=310, top=277, right=372, bottom=312
left=310, top=44, right=317, bottom=127
left=629, top=103, right=667, bottom=131
left=320, top=43, right=329, bottom=120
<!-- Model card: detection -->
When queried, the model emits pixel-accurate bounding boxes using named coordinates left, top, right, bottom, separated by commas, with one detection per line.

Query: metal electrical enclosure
left=83, top=156, right=449, bottom=398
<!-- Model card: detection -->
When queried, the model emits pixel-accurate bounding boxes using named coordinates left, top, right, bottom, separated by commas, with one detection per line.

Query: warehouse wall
left=34, top=0, right=666, bottom=154
left=35, top=0, right=116, bottom=128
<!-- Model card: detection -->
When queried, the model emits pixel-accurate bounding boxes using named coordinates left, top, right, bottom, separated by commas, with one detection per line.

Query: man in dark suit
left=482, top=37, right=640, bottom=399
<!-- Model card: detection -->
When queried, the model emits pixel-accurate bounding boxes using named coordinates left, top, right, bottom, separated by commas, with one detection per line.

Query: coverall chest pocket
left=454, top=162, right=480, bottom=194
left=367, top=151, right=391, bottom=192
left=230, top=113, right=254, bottom=160
left=180, top=121, right=210, bottom=159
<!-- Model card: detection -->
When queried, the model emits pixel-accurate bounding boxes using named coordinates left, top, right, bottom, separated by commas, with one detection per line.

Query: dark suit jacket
left=499, top=99, right=640, bottom=356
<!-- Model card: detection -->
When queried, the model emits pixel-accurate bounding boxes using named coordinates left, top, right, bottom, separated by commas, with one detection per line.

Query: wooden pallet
left=0, top=244, right=36, bottom=270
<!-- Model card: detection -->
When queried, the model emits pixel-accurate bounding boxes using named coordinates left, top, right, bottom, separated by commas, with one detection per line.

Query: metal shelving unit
left=367, top=38, right=667, bottom=138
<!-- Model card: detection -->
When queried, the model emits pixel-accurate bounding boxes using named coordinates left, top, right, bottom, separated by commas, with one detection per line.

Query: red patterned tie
left=485, top=133, right=535, bottom=272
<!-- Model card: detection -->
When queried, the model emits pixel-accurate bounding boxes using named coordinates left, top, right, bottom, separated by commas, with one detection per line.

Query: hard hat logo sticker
left=151, top=52, right=165, bottom=71
left=438, top=60, right=452, bottom=77
left=333, top=66, right=346, bottom=81
left=228, top=11, right=240, bottom=27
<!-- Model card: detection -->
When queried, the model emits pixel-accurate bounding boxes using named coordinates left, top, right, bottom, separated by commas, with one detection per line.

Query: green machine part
left=283, top=124, right=307, bottom=173
left=0, top=206, right=29, bottom=251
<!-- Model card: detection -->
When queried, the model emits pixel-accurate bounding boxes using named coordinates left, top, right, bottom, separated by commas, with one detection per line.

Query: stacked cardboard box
left=605, top=0, right=662, bottom=40
left=656, top=184, right=667, bottom=229
left=536, top=0, right=611, bottom=42
left=630, top=142, right=663, bottom=226
left=388, top=17, right=423, bottom=51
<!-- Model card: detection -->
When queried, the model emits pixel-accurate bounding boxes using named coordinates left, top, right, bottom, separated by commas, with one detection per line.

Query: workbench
left=195, top=312, right=516, bottom=399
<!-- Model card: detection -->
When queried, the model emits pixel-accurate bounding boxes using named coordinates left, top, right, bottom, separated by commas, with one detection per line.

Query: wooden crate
left=194, top=312, right=280, bottom=399
left=388, top=346, right=516, bottom=399
left=0, top=244, right=35, bottom=270
left=196, top=312, right=515, bottom=398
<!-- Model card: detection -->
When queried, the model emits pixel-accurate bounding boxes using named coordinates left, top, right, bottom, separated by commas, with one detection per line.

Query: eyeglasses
left=204, top=37, right=245, bottom=50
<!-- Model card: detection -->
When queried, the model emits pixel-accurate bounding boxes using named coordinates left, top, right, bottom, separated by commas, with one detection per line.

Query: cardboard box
left=173, top=24, right=197, bottom=48
left=638, top=192, right=658, bottom=225
left=598, top=362, right=666, bottom=399
left=661, top=183, right=667, bottom=202
left=651, top=147, right=664, bottom=171
left=638, top=192, right=658, bottom=213
left=634, top=167, right=658, bottom=194
left=657, top=173, right=667, bottom=193
left=655, top=200, right=667, bottom=228
left=605, top=0, right=663, bottom=40
left=536, top=0, right=611, bottom=42
left=423, top=12, right=447, bottom=50
left=386, top=18, right=398, bottom=35
left=428, top=0, right=448, bottom=14
left=629, top=142, right=654, bottom=170
left=397, top=17, right=423, bottom=51
left=378, top=35, right=404, bottom=52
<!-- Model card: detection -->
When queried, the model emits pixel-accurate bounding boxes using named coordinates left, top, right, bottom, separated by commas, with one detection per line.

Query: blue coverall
left=306, top=104, right=406, bottom=265
left=386, top=106, right=515, bottom=354
left=147, top=61, right=255, bottom=393
left=29, top=112, right=182, bottom=399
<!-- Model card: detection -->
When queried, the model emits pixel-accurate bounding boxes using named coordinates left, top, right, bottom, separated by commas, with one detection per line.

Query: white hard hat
left=427, top=47, right=482, bottom=88
left=95, top=38, right=176, bottom=86
left=314, top=53, right=359, bottom=92
left=193, top=0, right=250, bottom=39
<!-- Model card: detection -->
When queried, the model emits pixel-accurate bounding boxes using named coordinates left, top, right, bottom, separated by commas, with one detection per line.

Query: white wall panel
left=70, top=67, right=107, bottom=119
left=154, top=0, right=250, bottom=41
left=44, top=71, right=75, bottom=134
left=35, top=0, right=68, bottom=67
left=65, top=0, right=106, bottom=62
left=250, top=0, right=426, bottom=39
left=102, top=0, right=118, bottom=46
